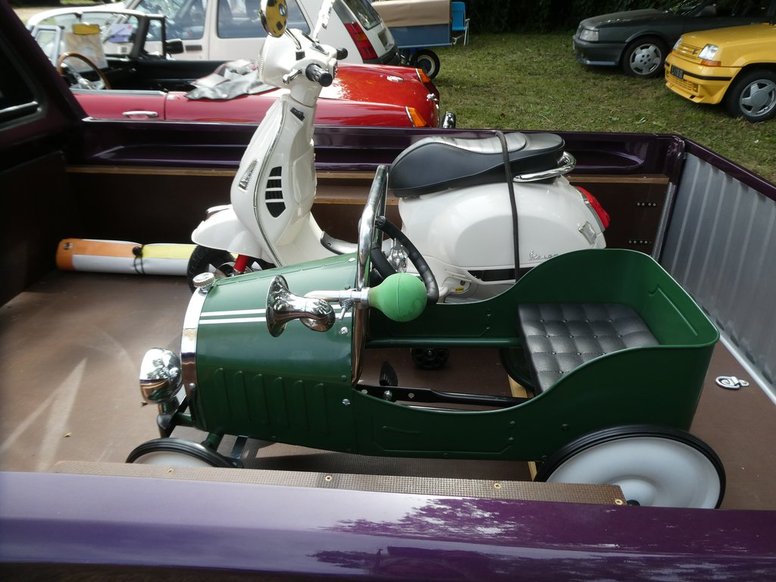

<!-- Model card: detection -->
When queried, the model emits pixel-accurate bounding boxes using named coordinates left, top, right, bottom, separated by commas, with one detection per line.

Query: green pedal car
left=130, top=166, right=724, bottom=508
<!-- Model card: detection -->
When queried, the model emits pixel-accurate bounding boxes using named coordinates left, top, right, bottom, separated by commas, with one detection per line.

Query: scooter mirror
left=260, top=0, right=288, bottom=38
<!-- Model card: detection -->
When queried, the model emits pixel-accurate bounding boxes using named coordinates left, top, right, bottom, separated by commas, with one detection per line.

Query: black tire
left=127, top=437, right=234, bottom=467
left=724, top=70, right=776, bottom=123
left=413, top=49, right=441, bottom=79
left=535, top=425, right=725, bottom=508
left=622, top=36, right=667, bottom=78
left=186, top=245, right=238, bottom=291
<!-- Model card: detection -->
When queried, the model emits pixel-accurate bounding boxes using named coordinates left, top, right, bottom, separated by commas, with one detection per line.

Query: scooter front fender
left=191, top=206, right=267, bottom=260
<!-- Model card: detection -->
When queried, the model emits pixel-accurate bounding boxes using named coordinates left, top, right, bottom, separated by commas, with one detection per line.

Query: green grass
left=433, top=33, right=776, bottom=184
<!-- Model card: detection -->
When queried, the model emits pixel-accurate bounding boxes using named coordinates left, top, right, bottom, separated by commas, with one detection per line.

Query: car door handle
left=122, top=110, right=160, bottom=119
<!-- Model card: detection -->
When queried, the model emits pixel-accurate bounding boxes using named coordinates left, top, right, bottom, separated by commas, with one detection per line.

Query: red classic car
left=30, top=8, right=449, bottom=128
left=73, top=62, right=444, bottom=127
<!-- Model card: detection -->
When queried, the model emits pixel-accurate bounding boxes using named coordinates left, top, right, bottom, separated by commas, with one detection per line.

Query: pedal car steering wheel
left=371, top=216, right=438, bottom=304
left=357, top=165, right=438, bottom=305
left=56, top=52, right=111, bottom=90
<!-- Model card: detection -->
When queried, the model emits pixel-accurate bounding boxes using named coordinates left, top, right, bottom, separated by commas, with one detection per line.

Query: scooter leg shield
left=191, top=206, right=267, bottom=261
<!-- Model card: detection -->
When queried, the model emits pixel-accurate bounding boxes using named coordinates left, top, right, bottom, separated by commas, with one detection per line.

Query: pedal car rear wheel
left=535, top=425, right=725, bottom=508
left=127, top=437, right=234, bottom=468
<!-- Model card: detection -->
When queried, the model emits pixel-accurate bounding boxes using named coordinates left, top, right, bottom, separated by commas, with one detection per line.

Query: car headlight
left=673, top=38, right=683, bottom=50
left=579, top=27, right=598, bottom=42
left=698, top=44, right=720, bottom=65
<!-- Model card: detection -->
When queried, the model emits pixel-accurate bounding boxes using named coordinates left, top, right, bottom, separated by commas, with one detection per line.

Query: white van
left=28, top=0, right=398, bottom=64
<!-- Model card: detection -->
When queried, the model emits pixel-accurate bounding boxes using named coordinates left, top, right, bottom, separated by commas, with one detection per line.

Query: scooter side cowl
left=398, top=177, right=606, bottom=300
left=191, top=206, right=266, bottom=260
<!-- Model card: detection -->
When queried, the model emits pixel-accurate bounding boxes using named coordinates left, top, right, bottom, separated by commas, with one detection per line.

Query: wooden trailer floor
left=1, top=272, right=774, bottom=510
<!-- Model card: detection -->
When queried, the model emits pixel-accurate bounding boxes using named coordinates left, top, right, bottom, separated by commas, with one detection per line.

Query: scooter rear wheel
left=187, top=246, right=236, bottom=291
left=186, top=246, right=270, bottom=291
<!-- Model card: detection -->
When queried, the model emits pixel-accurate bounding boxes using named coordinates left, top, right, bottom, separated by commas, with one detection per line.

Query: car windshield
left=340, top=0, right=382, bottom=30
left=30, top=9, right=178, bottom=79
left=31, top=11, right=149, bottom=61
left=131, top=0, right=309, bottom=39
left=666, top=1, right=708, bottom=15
left=135, top=0, right=188, bottom=15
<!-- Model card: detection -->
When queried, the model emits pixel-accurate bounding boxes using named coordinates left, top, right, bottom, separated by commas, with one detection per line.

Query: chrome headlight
left=139, top=348, right=182, bottom=403
left=578, top=27, right=599, bottom=42
left=698, top=44, right=720, bottom=61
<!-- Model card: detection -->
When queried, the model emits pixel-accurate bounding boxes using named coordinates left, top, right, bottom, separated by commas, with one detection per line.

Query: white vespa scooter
left=189, top=0, right=609, bottom=302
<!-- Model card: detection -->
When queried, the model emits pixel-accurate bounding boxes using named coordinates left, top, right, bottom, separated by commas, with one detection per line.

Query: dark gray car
left=572, top=0, right=774, bottom=77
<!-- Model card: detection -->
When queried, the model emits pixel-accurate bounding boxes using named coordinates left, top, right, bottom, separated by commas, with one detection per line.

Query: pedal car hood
left=184, top=255, right=358, bottom=432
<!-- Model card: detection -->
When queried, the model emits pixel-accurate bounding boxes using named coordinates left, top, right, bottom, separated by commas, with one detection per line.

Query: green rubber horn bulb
left=368, top=273, right=427, bottom=322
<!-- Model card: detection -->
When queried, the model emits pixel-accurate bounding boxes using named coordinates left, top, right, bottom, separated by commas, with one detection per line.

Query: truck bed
left=2, top=270, right=774, bottom=510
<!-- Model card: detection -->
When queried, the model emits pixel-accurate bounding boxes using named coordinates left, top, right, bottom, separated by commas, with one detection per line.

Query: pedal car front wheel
left=127, top=437, right=234, bottom=468
left=535, top=425, right=725, bottom=508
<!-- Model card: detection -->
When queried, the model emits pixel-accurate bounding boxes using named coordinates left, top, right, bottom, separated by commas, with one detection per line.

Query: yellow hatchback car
left=665, top=21, right=776, bottom=122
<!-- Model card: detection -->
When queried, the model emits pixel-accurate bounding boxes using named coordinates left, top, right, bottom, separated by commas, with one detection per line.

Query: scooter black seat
left=389, top=132, right=566, bottom=198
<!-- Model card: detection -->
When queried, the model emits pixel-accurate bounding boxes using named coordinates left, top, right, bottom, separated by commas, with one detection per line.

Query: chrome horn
left=266, top=275, right=335, bottom=337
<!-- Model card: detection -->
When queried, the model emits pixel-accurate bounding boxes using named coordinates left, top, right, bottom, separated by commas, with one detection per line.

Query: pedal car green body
left=133, top=168, right=723, bottom=508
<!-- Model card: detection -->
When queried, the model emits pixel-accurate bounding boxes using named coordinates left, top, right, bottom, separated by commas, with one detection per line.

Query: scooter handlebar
left=305, top=63, right=333, bottom=87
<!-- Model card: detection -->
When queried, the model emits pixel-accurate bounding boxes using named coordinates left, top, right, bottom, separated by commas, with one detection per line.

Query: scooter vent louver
left=265, top=166, right=285, bottom=218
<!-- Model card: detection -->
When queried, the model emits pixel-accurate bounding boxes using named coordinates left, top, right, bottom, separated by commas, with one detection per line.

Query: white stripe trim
left=201, top=308, right=266, bottom=317
left=200, top=317, right=266, bottom=325
left=198, top=311, right=353, bottom=326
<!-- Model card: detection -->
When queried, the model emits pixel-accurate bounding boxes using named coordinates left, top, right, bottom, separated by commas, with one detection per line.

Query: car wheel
left=535, top=425, right=725, bottom=508
left=126, top=437, right=235, bottom=467
left=724, top=70, right=776, bottom=122
left=622, top=37, right=667, bottom=78
left=413, top=49, right=441, bottom=79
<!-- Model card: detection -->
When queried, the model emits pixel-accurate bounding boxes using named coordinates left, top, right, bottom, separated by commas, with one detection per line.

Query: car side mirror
left=165, top=39, right=184, bottom=55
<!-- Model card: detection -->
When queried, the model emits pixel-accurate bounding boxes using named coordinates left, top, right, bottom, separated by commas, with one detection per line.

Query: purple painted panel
left=74, top=121, right=684, bottom=178
left=1, top=472, right=774, bottom=580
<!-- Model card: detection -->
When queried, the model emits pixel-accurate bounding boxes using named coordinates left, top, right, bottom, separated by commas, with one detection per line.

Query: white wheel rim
left=418, top=56, right=435, bottom=74
left=741, top=80, right=776, bottom=118
left=132, top=450, right=216, bottom=468
left=630, top=45, right=661, bottom=75
left=546, top=436, right=721, bottom=508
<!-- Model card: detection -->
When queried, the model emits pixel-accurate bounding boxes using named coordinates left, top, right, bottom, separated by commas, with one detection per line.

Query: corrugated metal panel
left=661, top=153, right=776, bottom=394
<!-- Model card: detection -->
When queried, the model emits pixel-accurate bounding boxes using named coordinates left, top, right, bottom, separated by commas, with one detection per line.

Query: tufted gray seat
left=518, top=303, right=658, bottom=393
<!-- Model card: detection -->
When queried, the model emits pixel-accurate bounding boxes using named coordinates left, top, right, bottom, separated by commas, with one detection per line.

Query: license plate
left=670, top=65, right=684, bottom=80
